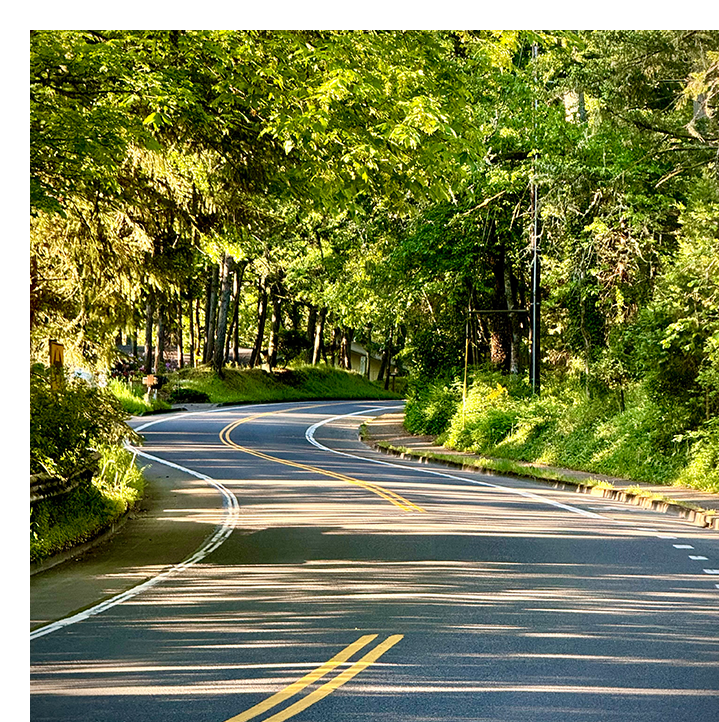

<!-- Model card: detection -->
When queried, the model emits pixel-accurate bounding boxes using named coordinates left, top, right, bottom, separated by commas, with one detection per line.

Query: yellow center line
left=218, top=410, right=425, bottom=513
left=261, top=635, right=404, bottom=722
left=223, top=635, right=379, bottom=722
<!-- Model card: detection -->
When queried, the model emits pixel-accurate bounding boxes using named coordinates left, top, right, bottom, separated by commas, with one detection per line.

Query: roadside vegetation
left=404, top=370, right=719, bottom=494
left=109, top=363, right=401, bottom=413
left=30, top=366, right=145, bottom=563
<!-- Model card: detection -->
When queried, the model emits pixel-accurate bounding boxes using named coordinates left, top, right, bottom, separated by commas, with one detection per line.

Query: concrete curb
left=362, top=433, right=719, bottom=532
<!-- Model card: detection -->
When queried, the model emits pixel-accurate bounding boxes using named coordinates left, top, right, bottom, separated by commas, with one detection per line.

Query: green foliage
left=635, top=174, right=719, bottom=426
left=31, top=444, right=145, bottom=563
left=404, top=378, right=462, bottom=435
left=409, top=370, right=707, bottom=488
left=29, top=30, right=719, bottom=495
left=30, top=365, right=140, bottom=476
left=108, top=379, right=172, bottom=414
left=169, top=364, right=401, bottom=405
left=674, top=420, right=719, bottom=493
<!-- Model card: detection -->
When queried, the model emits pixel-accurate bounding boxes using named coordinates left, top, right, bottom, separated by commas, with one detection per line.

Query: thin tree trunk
left=213, top=253, right=234, bottom=375
left=205, top=264, right=220, bottom=365
left=250, top=274, right=268, bottom=368
left=202, top=270, right=212, bottom=364
left=177, top=299, right=184, bottom=369
left=132, top=324, right=138, bottom=359
left=267, top=282, right=282, bottom=371
left=144, top=293, right=154, bottom=374
left=339, top=327, right=354, bottom=370
left=504, top=262, right=520, bottom=376
left=312, top=308, right=326, bottom=365
left=194, top=298, right=201, bottom=365
left=156, top=304, right=165, bottom=372
left=384, top=328, right=394, bottom=390
left=330, top=327, right=340, bottom=366
left=229, top=262, right=246, bottom=364
left=189, top=298, right=195, bottom=368
left=306, top=306, right=317, bottom=362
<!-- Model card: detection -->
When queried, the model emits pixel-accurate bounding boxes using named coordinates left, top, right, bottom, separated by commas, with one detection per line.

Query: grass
left=108, top=378, right=172, bottom=415
left=30, top=444, right=145, bottom=564
left=158, top=363, right=402, bottom=407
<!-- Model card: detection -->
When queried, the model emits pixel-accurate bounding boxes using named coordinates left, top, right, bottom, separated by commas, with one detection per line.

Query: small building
left=349, top=342, right=396, bottom=381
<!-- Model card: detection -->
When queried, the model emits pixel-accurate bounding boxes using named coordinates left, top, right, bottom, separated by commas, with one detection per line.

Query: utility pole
left=529, top=41, right=541, bottom=396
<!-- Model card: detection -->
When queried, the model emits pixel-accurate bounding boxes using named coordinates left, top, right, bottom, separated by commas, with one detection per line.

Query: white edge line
left=30, top=441, right=239, bottom=642
left=305, top=407, right=607, bottom=522
left=30, top=400, right=363, bottom=641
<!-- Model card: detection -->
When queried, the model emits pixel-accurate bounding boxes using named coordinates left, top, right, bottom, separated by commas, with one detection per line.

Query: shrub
left=404, top=378, right=461, bottom=435
left=674, top=420, right=719, bottom=493
left=30, top=444, right=144, bottom=563
left=31, top=365, right=139, bottom=476
left=167, top=387, right=211, bottom=404
left=108, top=378, right=172, bottom=415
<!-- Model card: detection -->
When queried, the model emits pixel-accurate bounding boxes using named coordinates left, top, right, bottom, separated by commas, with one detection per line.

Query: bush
left=167, top=387, right=211, bottom=404
left=674, top=420, right=719, bottom=493
left=404, top=377, right=461, bottom=435
left=410, top=369, right=704, bottom=488
left=31, top=365, right=139, bottom=476
left=108, top=378, right=172, bottom=415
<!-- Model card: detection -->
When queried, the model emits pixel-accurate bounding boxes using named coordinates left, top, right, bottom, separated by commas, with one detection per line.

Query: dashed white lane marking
left=703, top=569, right=719, bottom=575
left=674, top=544, right=695, bottom=549
left=689, top=555, right=709, bottom=560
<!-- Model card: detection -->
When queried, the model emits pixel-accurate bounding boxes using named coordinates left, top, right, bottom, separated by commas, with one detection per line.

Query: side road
left=363, top=411, right=719, bottom=530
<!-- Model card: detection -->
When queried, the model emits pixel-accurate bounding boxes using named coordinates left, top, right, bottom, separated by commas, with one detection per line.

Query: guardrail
left=30, top=452, right=102, bottom=504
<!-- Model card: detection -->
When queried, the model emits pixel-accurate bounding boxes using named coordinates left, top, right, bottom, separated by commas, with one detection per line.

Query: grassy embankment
left=111, top=364, right=403, bottom=413
left=396, top=372, right=719, bottom=501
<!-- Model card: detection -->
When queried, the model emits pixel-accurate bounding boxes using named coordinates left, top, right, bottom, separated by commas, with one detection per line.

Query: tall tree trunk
left=488, top=233, right=510, bottom=372
left=144, top=293, right=154, bottom=374
left=204, top=264, right=219, bottom=365
left=213, top=253, right=234, bottom=376
left=378, top=328, right=393, bottom=384
left=177, top=299, right=184, bottom=369
left=330, top=327, right=340, bottom=366
left=156, top=303, right=165, bottom=372
left=194, top=298, right=201, bottom=365
left=202, top=269, right=212, bottom=364
left=306, top=306, right=317, bottom=362
left=312, top=308, right=326, bottom=365
left=250, top=274, right=268, bottom=368
left=228, top=261, right=245, bottom=364
left=189, top=298, right=195, bottom=368
left=132, top=323, right=138, bottom=359
left=504, top=262, right=520, bottom=376
left=383, top=328, right=394, bottom=390
left=266, top=282, right=282, bottom=371
left=339, top=327, right=354, bottom=370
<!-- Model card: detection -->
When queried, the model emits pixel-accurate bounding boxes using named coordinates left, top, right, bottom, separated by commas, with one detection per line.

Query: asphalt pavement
left=31, top=405, right=719, bottom=630
left=29, top=402, right=719, bottom=722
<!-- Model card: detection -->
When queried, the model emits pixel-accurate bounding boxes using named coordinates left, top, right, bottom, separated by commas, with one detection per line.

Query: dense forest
left=30, top=30, right=719, bottom=490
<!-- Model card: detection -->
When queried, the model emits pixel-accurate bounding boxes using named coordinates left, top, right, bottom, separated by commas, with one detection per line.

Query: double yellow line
left=219, top=410, right=425, bottom=513
left=224, top=634, right=404, bottom=722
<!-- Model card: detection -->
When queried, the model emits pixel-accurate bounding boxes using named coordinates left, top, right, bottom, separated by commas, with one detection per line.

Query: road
left=30, top=400, right=719, bottom=721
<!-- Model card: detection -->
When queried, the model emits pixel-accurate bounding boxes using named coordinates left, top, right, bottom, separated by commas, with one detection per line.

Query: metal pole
left=530, top=41, right=541, bottom=396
